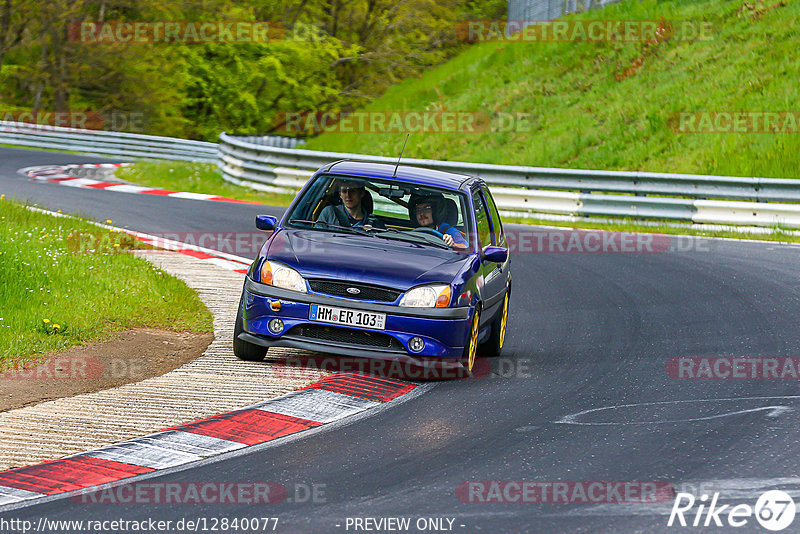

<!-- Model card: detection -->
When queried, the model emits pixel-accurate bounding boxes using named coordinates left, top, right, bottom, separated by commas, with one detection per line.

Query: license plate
left=309, top=304, right=386, bottom=330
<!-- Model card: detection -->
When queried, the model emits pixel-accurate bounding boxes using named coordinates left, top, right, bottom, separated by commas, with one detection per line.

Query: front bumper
left=241, top=278, right=472, bottom=362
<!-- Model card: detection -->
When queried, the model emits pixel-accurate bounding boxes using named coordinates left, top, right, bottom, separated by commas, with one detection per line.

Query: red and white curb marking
left=3, top=178, right=420, bottom=508
left=134, top=240, right=252, bottom=274
left=0, top=373, right=417, bottom=505
left=20, top=163, right=258, bottom=204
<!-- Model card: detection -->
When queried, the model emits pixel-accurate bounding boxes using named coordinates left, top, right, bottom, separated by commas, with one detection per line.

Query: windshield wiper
left=288, top=219, right=318, bottom=226
left=290, top=218, right=372, bottom=237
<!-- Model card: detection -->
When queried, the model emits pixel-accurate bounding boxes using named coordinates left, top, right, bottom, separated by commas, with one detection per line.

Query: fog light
left=268, top=318, right=284, bottom=334
left=409, top=336, right=425, bottom=352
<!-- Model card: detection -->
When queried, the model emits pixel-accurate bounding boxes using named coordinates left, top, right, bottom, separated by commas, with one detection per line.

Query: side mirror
left=482, top=246, right=508, bottom=263
left=255, top=215, right=278, bottom=231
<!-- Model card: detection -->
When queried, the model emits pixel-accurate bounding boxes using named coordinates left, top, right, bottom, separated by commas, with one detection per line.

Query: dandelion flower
left=43, top=318, right=50, bottom=323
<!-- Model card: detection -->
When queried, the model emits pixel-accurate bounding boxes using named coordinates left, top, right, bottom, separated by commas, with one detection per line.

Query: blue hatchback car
left=233, top=160, right=511, bottom=374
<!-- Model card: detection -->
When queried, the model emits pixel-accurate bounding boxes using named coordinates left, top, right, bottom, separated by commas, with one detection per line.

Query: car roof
left=319, top=160, right=474, bottom=191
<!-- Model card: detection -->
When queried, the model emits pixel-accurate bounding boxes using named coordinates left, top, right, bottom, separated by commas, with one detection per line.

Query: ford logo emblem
left=346, top=287, right=361, bottom=295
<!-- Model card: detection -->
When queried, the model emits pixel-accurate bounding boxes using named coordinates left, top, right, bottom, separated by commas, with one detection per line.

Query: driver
left=410, top=193, right=468, bottom=250
left=317, top=178, right=382, bottom=228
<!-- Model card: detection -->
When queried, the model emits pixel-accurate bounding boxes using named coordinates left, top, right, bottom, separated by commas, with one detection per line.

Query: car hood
left=267, top=229, right=469, bottom=290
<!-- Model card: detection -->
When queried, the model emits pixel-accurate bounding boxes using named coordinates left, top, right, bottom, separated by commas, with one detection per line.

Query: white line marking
left=24, top=205, right=252, bottom=265
left=555, top=396, right=800, bottom=425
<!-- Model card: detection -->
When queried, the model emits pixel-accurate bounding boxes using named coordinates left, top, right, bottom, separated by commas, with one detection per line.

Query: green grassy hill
left=306, top=0, right=800, bottom=179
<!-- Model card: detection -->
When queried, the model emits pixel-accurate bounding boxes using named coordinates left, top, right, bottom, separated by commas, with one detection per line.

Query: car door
left=477, top=185, right=510, bottom=322
left=472, top=187, right=502, bottom=326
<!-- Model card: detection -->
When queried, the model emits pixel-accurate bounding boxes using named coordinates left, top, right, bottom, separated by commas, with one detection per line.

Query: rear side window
left=472, top=191, right=492, bottom=248
left=482, top=187, right=506, bottom=247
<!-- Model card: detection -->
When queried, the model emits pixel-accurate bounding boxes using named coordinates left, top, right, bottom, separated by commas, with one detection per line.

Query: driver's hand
left=443, top=233, right=454, bottom=247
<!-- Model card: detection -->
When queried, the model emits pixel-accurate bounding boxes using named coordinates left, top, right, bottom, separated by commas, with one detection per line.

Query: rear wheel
left=233, top=296, right=268, bottom=362
left=481, top=291, right=509, bottom=358
left=459, top=308, right=481, bottom=374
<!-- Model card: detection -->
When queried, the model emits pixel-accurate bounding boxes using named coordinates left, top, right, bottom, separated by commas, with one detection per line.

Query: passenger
left=410, top=194, right=469, bottom=250
left=317, top=179, right=382, bottom=228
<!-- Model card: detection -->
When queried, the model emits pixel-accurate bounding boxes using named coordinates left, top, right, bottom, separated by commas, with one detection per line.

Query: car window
left=482, top=187, right=505, bottom=247
left=472, top=190, right=492, bottom=248
left=290, top=174, right=332, bottom=221
left=284, top=173, right=475, bottom=248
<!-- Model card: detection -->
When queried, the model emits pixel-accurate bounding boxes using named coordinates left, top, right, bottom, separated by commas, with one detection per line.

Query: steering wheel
left=412, top=227, right=444, bottom=239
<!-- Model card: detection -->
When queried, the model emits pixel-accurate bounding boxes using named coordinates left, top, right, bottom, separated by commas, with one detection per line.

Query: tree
left=0, top=0, right=29, bottom=72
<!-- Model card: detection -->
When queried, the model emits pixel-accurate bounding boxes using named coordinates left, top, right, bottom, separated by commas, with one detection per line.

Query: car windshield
left=285, top=173, right=473, bottom=251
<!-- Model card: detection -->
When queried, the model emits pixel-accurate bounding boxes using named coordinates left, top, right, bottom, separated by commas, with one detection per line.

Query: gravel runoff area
left=0, top=249, right=329, bottom=471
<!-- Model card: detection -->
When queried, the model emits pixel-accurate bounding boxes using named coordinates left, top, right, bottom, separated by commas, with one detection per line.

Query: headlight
left=260, top=260, right=307, bottom=293
left=400, top=284, right=451, bottom=308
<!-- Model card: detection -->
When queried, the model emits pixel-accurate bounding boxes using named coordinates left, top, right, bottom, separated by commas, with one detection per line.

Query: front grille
left=290, top=324, right=402, bottom=350
left=308, top=280, right=400, bottom=302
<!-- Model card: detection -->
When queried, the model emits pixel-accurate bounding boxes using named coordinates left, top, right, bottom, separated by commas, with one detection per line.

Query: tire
left=481, top=290, right=509, bottom=358
left=459, top=308, right=481, bottom=374
left=233, top=296, right=268, bottom=362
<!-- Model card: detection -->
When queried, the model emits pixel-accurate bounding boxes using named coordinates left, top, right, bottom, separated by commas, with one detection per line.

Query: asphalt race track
left=2, top=146, right=800, bottom=533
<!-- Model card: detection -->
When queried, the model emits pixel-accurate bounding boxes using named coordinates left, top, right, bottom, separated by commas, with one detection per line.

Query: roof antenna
left=393, top=134, right=409, bottom=178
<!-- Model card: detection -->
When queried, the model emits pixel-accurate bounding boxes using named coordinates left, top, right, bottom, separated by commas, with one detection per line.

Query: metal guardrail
left=0, top=121, right=219, bottom=162
left=1, top=121, right=798, bottom=228
left=232, top=135, right=305, bottom=149
left=0, top=122, right=303, bottom=163
left=218, top=132, right=800, bottom=228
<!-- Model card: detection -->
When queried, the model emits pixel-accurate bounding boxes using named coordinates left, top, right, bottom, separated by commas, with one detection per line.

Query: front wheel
left=481, top=291, right=509, bottom=358
left=233, top=296, right=268, bottom=362
left=459, top=308, right=481, bottom=374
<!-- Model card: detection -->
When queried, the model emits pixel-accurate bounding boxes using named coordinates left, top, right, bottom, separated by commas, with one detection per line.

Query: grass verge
left=0, top=197, right=213, bottom=370
left=116, top=161, right=298, bottom=206
left=304, top=0, right=800, bottom=180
